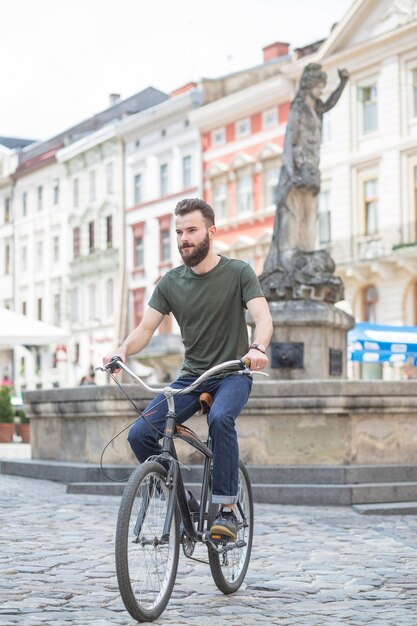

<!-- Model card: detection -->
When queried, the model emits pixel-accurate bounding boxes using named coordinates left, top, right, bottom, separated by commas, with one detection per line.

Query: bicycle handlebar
left=97, top=356, right=266, bottom=397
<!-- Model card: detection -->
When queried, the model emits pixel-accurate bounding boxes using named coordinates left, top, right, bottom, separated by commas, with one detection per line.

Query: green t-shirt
left=148, top=256, right=264, bottom=377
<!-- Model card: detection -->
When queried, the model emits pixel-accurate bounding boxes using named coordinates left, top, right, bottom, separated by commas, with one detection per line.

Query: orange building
left=190, top=43, right=294, bottom=275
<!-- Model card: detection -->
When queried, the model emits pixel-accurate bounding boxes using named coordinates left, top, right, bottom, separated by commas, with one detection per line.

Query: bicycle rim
left=208, top=461, right=254, bottom=594
left=115, top=462, right=179, bottom=622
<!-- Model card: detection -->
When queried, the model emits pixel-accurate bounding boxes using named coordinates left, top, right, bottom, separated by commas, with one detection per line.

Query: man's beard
left=179, top=233, right=210, bottom=267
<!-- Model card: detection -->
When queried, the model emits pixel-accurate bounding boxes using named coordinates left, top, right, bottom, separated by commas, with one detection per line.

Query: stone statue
left=260, top=63, right=349, bottom=302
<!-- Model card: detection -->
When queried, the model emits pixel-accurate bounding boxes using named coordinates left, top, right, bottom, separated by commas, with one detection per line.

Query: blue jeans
left=128, top=373, right=252, bottom=504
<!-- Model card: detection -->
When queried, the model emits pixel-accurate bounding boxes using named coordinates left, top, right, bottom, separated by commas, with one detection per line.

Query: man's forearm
left=252, top=320, right=273, bottom=350
left=118, top=326, right=153, bottom=358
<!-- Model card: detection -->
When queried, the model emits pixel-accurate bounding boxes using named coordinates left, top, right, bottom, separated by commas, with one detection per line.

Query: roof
left=16, top=86, right=168, bottom=171
left=0, top=137, right=36, bottom=150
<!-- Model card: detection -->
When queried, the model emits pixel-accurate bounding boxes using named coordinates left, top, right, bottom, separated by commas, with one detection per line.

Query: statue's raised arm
left=320, top=68, right=350, bottom=114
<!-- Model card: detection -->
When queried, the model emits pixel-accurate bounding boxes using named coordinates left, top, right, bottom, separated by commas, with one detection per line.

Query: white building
left=117, top=85, right=203, bottom=379
left=1, top=88, right=168, bottom=390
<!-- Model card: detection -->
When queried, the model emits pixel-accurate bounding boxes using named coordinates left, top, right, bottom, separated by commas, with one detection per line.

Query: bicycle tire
left=207, top=461, right=254, bottom=594
left=115, top=461, right=180, bottom=622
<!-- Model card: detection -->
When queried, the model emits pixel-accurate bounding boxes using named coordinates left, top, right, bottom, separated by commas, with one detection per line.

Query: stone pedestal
left=259, top=299, right=354, bottom=380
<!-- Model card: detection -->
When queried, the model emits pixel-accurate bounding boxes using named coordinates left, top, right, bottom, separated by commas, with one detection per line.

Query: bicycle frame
left=98, top=357, right=266, bottom=551
left=149, top=409, right=213, bottom=545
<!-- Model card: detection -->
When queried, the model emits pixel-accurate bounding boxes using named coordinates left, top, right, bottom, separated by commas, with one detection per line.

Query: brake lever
left=96, top=356, right=122, bottom=374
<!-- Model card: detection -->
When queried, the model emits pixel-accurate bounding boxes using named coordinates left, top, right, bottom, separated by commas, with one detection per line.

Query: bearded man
left=104, top=197, right=272, bottom=540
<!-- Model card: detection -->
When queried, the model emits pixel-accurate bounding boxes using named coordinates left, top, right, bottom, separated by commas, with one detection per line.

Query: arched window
left=363, top=285, right=378, bottom=322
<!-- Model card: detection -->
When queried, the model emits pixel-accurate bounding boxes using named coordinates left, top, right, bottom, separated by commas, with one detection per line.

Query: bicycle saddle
left=199, top=392, right=213, bottom=415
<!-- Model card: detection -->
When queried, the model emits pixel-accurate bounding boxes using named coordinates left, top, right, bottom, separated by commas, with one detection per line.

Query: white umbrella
left=0, top=307, right=70, bottom=348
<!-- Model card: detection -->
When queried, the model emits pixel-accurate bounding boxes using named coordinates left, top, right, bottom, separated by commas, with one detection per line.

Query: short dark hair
left=174, top=198, right=215, bottom=226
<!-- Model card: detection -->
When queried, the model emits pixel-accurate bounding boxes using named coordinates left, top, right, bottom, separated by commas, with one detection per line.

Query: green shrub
left=0, top=386, right=14, bottom=423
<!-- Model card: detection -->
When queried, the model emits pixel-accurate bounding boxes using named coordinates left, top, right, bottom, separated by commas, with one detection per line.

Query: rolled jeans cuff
left=212, top=494, right=238, bottom=505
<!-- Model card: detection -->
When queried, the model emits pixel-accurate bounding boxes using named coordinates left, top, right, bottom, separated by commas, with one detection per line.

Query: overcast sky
left=1, top=0, right=354, bottom=141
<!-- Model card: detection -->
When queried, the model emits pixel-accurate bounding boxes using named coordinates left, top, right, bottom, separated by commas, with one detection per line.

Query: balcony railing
left=137, top=334, right=183, bottom=359
left=326, top=222, right=417, bottom=265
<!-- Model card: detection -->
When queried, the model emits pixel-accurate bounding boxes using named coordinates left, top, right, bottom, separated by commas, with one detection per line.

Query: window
left=182, top=155, right=192, bottom=188
left=88, top=283, right=96, bottom=321
left=53, top=293, right=60, bottom=326
left=318, top=190, right=331, bottom=244
left=235, top=118, right=250, bottom=138
left=159, top=215, right=171, bottom=263
left=37, top=186, right=43, bottom=211
left=74, top=342, right=80, bottom=364
left=4, top=243, right=11, bottom=275
left=73, top=227, right=81, bottom=258
left=37, top=297, right=43, bottom=321
left=262, top=108, right=278, bottom=129
left=106, top=279, right=114, bottom=317
left=21, top=245, right=27, bottom=272
left=263, top=164, right=280, bottom=208
left=364, top=179, right=378, bottom=235
left=134, top=234, right=144, bottom=268
left=358, top=84, right=378, bottom=133
left=88, top=221, right=95, bottom=253
left=213, top=180, right=228, bottom=221
left=73, top=178, right=79, bottom=207
left=160, top=163, right=168, bottom=196
left=132, top=287, right=145, bottom=328
left=211, top=127, right=226, bottom=147
left=35, top=350, right=41, bottom=374
left=134, top=173, right=142, bottom=204
left=71, top=288, right=78, bottom=323
left=363, top=285, right=378, bottom=322
left=160, top=229, right=171, bottom=262
left=22, top=192, right=27, bottom=217
left=53, top=179, right=60, bottom=205
left=52, top=236, right=59, bottom=263
left=413, top=69, right=417, bottom=118
left=89, top=170, right=96, bottom=201
left=106, top=162, right=114, bottom=194
left=36, top=241, right=43, bottom=273
left=236, top=172, right=253, bottom=216
left=22, top=301, right=27, bottom=316
left=4, top=197, right=10, bottom=223
left=106, top=215, right=113, bottom=248
left=321, top=111, right=332, bottom=144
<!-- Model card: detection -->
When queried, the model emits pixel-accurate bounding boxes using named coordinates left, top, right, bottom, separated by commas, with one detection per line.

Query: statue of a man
left=261, top=63, right=349, bottom=300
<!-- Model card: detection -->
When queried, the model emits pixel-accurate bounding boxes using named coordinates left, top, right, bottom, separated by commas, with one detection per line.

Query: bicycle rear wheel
left=208, top=461, right=253, bottom=594
left=115, top=461, right=179, bottom=622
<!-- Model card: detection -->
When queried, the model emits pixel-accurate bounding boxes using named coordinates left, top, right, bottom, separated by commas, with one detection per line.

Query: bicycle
left=98, top=356, right=266, bottom=622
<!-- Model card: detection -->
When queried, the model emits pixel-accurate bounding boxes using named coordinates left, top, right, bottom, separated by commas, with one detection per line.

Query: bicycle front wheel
left=208, top=461, right=254, bottom=594
left=115, top=461, right=179, bottom=622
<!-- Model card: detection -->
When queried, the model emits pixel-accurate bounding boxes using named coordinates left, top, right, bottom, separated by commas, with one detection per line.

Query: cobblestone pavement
left=1, top=474, right=417, bottom=626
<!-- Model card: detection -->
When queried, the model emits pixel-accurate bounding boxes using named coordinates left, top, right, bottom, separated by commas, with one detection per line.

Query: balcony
left=137, top=334, right=183, bottom=359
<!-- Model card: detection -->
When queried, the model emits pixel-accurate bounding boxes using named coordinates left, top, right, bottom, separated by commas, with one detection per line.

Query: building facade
left=117, top=86, right=202, bottom=379
left=2, top=0, right=417, bottom=386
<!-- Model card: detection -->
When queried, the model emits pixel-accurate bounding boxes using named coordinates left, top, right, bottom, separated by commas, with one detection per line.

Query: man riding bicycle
left=104, top=197, right=272, bottom=541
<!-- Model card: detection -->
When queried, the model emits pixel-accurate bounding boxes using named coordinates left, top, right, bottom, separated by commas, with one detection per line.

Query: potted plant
left=0, top=385, right=30, bottom=443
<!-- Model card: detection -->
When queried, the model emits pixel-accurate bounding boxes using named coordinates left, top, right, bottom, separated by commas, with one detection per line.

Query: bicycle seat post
left=160, top=390, right=177, bottom=466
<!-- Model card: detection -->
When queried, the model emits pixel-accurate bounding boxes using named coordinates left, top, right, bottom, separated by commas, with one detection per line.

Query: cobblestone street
left=1, top=473, right=417, bottom=626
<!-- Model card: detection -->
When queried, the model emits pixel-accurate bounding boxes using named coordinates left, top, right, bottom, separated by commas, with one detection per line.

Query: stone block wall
left=23, top=380, right=417, bottom=466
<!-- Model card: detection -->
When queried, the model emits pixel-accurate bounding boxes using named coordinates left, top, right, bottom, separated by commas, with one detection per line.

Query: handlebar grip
left=105, top=356, right=123, bottom=372
left=241, top=357, right=251, bottom=368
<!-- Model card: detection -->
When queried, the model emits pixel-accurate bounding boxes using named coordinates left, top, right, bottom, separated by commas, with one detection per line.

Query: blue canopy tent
left=348, top=322, right=417, bottom=364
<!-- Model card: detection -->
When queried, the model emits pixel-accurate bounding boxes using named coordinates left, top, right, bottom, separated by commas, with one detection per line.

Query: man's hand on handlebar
left=102, top=351, right=126, bottom=374
left=241, top=347, right=268, bottom=372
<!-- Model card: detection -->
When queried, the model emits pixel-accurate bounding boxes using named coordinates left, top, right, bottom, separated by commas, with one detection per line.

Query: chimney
left=109, top=93, right=121, bottom=107
left=170, top=82, right=198, bottom=98
left=262, top=42, right=290, bottom=63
